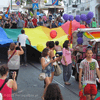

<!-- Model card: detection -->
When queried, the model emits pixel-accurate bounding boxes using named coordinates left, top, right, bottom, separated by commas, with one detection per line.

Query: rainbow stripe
left=83, top=32, right=100, bottom=39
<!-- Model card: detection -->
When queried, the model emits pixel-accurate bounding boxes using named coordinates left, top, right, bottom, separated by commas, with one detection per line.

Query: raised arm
left=27, top=38, right=31, bottom=46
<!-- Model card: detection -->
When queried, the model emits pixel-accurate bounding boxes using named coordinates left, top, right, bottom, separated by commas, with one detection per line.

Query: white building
left=63, top=0, right=100, bottom=25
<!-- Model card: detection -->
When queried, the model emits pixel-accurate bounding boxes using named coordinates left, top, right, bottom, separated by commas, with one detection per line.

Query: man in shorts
left=79, top=47, right=100, bottom=100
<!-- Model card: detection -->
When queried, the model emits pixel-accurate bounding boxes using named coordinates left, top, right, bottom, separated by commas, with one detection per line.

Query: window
left=72, top=9, right=76, bottom=13
left=81, top=7, right=84, bottom=11
left=69, top=0, right=72, bottom=5
left=77, top=0, right=81, bottom=3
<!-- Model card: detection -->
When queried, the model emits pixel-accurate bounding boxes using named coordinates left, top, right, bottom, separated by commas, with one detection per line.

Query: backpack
left=0, top=78, right=9, bottom=100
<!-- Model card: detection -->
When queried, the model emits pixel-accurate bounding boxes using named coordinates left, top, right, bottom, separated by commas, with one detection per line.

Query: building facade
left=63, top=0, right=100, bottom=25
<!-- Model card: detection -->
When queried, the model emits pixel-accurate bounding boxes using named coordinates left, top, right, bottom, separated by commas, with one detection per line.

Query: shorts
left=42, top=69, right=51, bottom=77
left=51, top=66, right=55, bottom=72
left=45, top=72, right=51, bottom=77
left=83, top=83, right=97, bottom=95
left=56, top=51, right=63, bottom=56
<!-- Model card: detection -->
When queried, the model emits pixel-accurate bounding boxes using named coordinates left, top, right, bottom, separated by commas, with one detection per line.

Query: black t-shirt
left=11, top=22, right=17, bottom=28
left=5, top=23, right=10, bottom=28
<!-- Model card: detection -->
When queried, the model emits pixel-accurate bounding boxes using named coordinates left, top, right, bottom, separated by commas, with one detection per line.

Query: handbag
left=54, top=62, right=62, bottom=76
left=38, top=73, right=46, bottom=81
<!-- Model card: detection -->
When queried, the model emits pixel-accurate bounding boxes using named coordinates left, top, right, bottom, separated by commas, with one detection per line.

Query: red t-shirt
left=32, top=18, right=37, bottom=26
left=25, top=20, right=28, bottom=28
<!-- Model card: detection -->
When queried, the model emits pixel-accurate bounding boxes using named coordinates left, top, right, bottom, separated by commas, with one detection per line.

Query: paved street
left=9, top=62, right=79, bottom=100
left=0, top=60, right=100, bottom=100
left=0, top=60, right=80, bottom=100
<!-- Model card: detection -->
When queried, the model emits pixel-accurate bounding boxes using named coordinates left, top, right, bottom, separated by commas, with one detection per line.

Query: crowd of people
left=0, top=10, right=99, bottom=29
left=0, top=10, right=100, bottom=100
left=0, top=29, right=100, bottom=100
left=0, top=11, right=65, bottom=29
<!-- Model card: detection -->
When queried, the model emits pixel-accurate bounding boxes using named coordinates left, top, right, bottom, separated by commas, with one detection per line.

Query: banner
left=52, top=0, right=58, bottom=5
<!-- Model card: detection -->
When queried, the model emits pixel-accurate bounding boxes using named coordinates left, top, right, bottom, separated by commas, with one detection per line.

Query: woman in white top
left=8, top=43, right=24, bottom=81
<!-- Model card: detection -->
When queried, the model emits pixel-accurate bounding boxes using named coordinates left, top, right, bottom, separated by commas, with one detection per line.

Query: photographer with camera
left=17, top=29, right=31, bottom=66
left=8, top=43, right=24, bottom=81
left=0, top=64, right=17, bottom=100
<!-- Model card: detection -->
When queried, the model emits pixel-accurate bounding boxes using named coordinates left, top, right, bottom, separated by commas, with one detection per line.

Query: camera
left=16, top=42, right=21, bottom=50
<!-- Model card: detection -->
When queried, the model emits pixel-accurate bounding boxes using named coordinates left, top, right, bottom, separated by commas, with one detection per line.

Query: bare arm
left=18, top=46, right=24, bottom=55
left=79, top=68, right=83, bottom=90
left=12, top=79, right=17, bottom=91
left=27, top=38, right=31, bottom=46
left=96, top=68, right=100, bottom=79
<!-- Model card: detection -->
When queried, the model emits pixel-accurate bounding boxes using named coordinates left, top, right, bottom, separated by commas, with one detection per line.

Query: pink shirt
left=0, top=79, right=12, bottom=100
left=61, top=48, right=72, bottom=65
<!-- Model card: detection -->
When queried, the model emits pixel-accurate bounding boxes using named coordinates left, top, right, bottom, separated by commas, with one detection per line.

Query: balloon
left=50, top=30, right=57, bottom=39
left=63, top=14, right=69, bottom=21
left=5, top=14, right=8, bottom=18
left=0, top=16, right=2, bottom=19
left=77, top=32, right=83, bottom=37
left=86, top=19, right=91, bottom=24
left=77, top=37, right=83, bottom=44
left=69, top=15, right=74, bottom=21
left=80, top=14, right=87, bottom=21
left=75, top=15, right=81, bottom=22
left=37, top=44, right=45, bottom=52
left=87, top=12, right=94, bottom=20
left=80, top=25, right=86, bottom=28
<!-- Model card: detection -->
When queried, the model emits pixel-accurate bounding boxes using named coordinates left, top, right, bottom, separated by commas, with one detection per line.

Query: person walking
left=17, top=30, right=31, bottom=66
left=49, top=41, right=60, bottom=82
left=61, top=40, right=73, bottom=85
left=79, top=47, right=100, bottom=100
left=0, top=64, right=17, bottom=100
left=8, top=43, right=24, bottom=81
left=41, top=48, right=54, bottom=100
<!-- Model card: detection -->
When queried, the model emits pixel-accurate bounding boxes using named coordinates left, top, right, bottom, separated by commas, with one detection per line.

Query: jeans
left=62, top=63, right=72, bottom=82
left=20, top=47, right=27, bottom=64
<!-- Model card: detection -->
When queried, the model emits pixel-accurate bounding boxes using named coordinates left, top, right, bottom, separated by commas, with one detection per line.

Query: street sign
left=32, top=3, right=39, bottom=10
left=16, top=0, right=21, bottom=6
left=52, top=0, right=58, bottom=5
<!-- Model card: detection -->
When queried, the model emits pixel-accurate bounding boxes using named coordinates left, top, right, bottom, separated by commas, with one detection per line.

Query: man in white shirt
left=17, top=30, right=31, bottom=66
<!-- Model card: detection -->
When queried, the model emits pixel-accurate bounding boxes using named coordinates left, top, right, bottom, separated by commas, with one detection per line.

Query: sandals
left=64, top=82, right=71, bottom=85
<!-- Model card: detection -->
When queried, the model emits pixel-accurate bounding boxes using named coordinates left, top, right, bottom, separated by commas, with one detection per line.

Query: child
left=79, top=47, right=100, bottom=100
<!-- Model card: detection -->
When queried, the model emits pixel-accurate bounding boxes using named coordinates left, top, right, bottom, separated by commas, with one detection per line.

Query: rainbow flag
left=68, top=21, right=72, bottom=43
left=5, top=5, right=10, bottom=14
left=83, top=32, right=100, bottom=39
